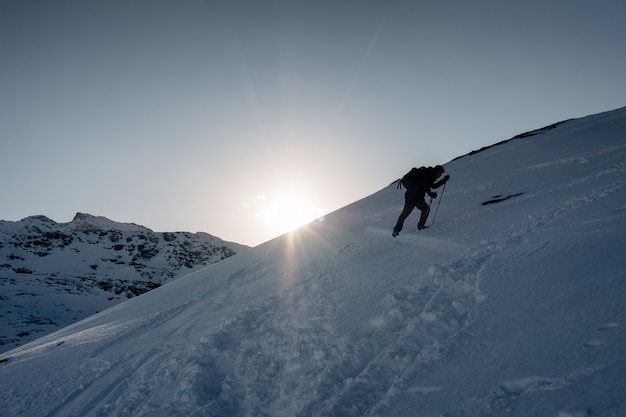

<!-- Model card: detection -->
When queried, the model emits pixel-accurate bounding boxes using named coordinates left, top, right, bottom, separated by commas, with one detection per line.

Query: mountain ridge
left=0, top=213, right=247, bottom=353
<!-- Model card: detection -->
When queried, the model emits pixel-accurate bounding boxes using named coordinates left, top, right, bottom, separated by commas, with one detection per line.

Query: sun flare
left=260, top=195, right=326, bottom=235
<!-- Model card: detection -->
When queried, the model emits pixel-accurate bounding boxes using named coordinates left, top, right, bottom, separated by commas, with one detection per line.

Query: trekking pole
left=431, top=182, right=446, bottom=226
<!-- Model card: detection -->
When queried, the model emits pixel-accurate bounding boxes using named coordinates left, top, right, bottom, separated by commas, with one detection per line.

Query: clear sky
left=1, top=0, right=625, bottom=246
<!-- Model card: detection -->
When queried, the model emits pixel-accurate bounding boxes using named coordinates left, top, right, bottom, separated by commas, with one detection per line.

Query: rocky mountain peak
left=68, top=212, right=153, bottom=233
left=0, top=214, right=247, bottom=353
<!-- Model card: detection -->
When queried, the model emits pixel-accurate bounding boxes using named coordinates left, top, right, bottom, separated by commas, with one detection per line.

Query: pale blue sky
left=1, top=0, right=625, bottom=246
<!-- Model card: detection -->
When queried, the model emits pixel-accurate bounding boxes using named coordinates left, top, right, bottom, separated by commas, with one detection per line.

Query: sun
left=260, top=194, right=326, bottom=235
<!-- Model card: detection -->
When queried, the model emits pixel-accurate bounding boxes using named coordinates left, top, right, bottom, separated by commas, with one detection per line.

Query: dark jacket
left=403, top=167, right=447, bottom=199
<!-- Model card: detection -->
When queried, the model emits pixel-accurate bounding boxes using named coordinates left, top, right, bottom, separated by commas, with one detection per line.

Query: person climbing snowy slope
left=392, top=165, right=449, bottom=236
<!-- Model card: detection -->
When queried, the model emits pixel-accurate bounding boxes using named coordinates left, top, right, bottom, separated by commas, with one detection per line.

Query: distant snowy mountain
left=0, top=107, right=624, bottom=417
left=0, top=213, right=247, bottom=353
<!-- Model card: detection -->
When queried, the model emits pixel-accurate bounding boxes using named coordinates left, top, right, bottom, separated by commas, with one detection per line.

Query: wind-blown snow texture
left=1, top=107, right=625, bottom=416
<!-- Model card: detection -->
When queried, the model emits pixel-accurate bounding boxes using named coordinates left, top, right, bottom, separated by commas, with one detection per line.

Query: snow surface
left=1, top=107, right=625, bottom=416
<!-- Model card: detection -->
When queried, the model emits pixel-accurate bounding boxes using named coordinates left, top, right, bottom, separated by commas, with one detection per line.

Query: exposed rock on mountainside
left=0, top=213, right=247, bottom=353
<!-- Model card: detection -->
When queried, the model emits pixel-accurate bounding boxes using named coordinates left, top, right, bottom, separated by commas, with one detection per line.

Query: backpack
left=398, top=167, right=427, bottom=190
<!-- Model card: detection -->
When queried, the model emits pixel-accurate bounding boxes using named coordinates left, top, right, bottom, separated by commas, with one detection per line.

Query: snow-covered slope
left=0, top=213, right=247, bottom=353
left=1, top=107, right=625, bottom=417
